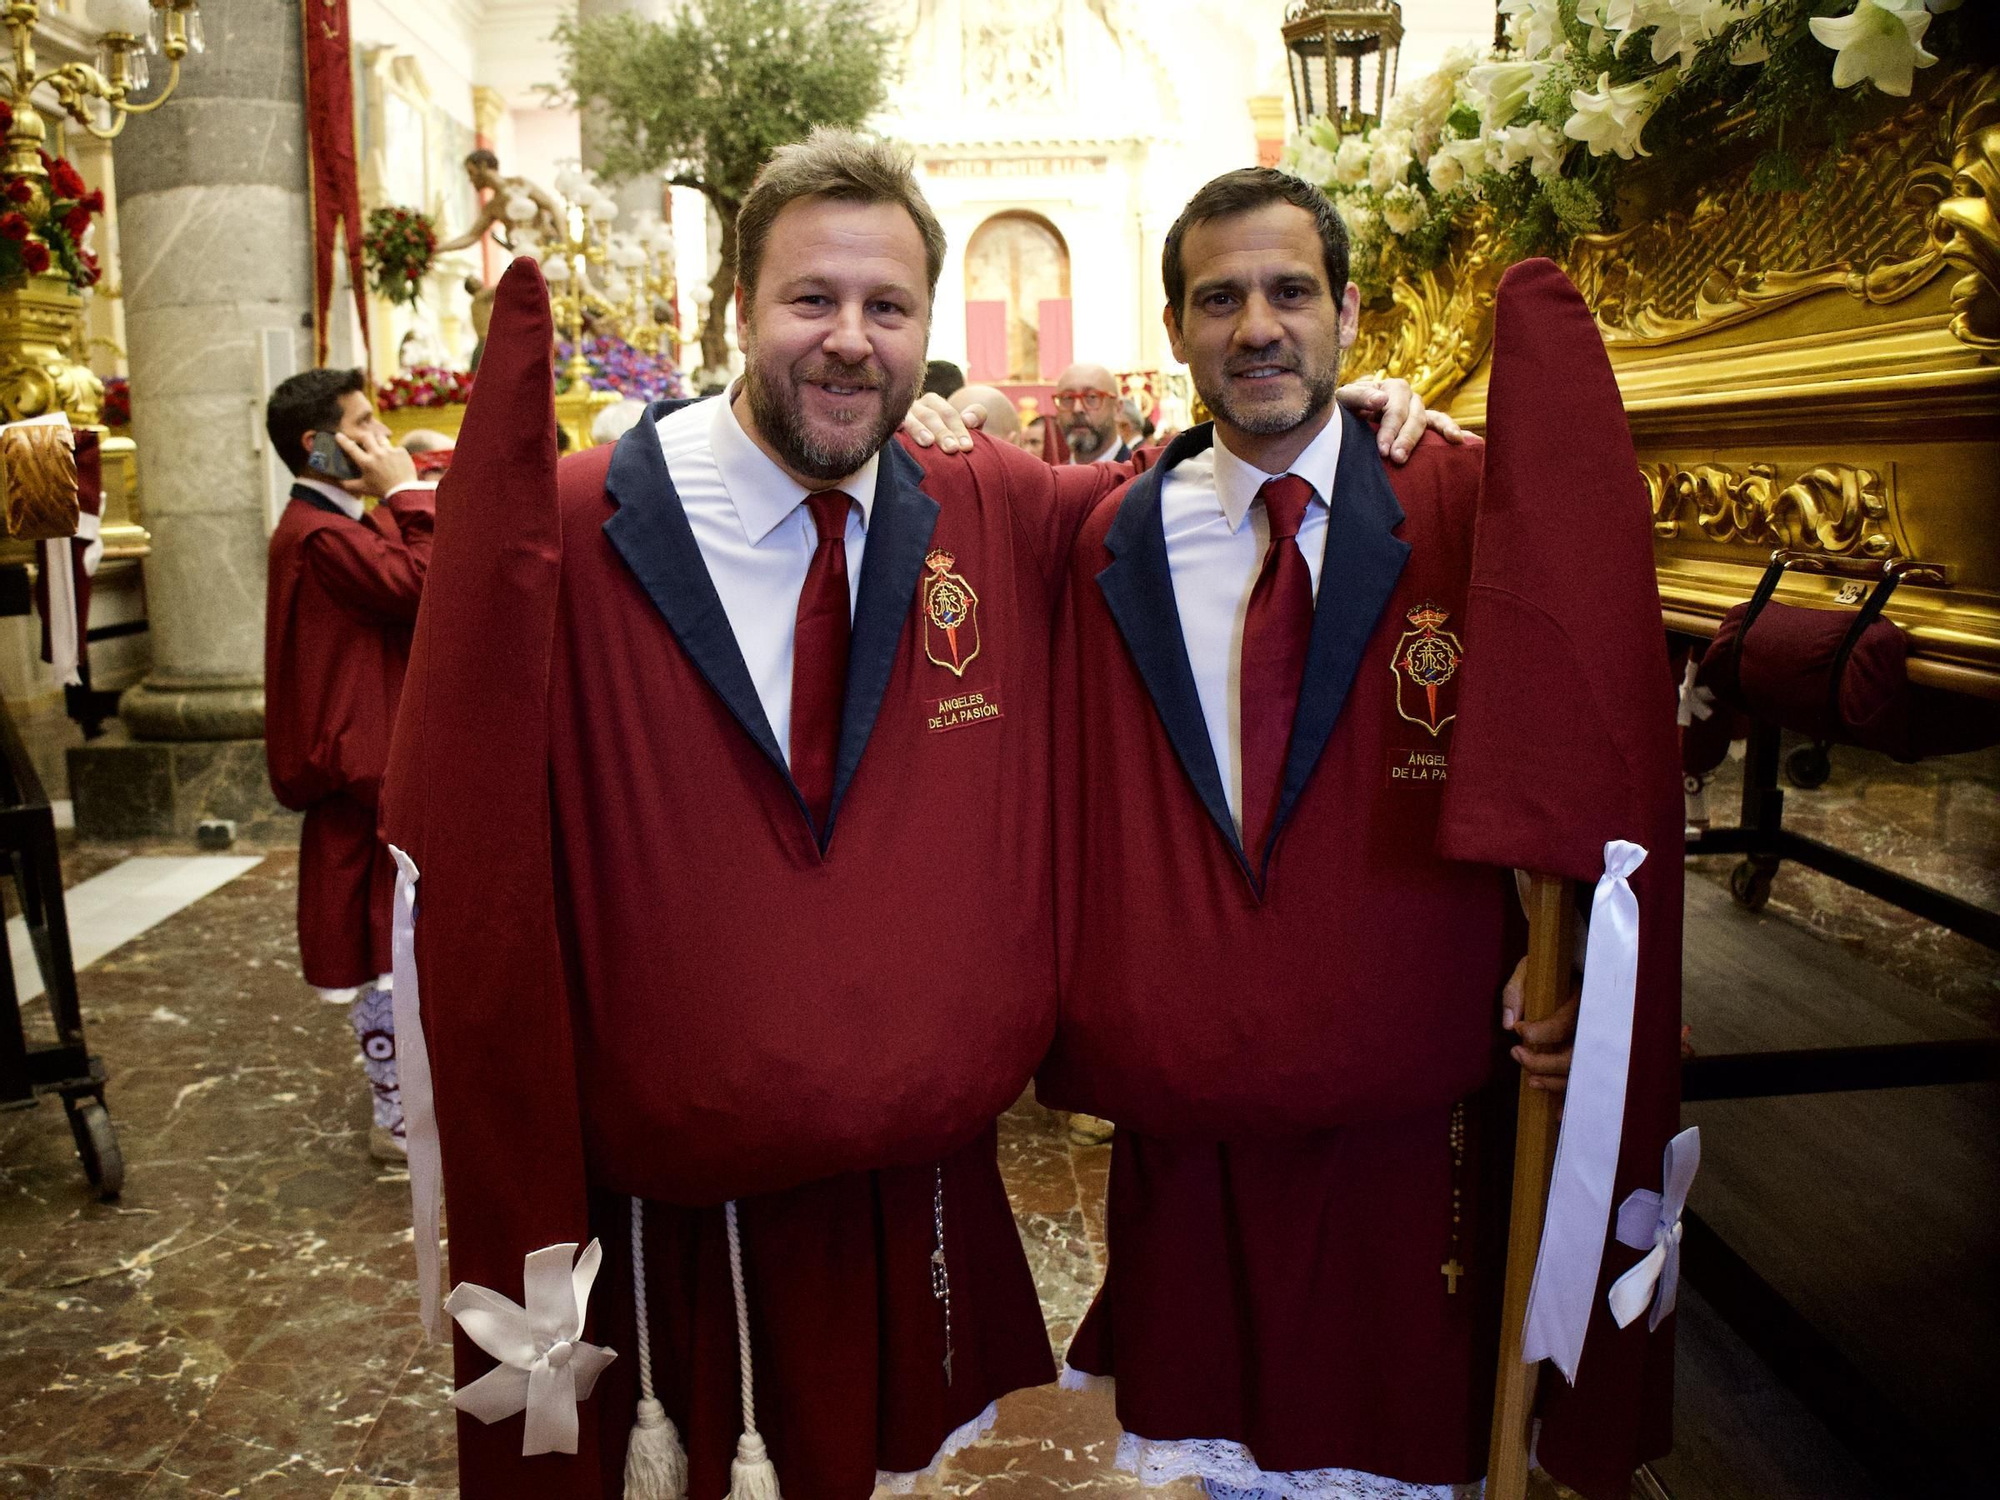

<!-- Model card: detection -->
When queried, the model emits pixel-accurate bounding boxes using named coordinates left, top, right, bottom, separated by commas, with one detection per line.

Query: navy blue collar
left=601, top=399, right=939, bottom=854
left=1095, top=410, right=1411, bottom=889
left=288, top=482, right=353, bottom=520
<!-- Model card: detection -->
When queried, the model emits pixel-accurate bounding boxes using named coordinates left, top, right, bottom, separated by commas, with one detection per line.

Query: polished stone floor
left=0, top=738, right=1992, bottom=1497
left=0, top=848, right=1199, bottom=1498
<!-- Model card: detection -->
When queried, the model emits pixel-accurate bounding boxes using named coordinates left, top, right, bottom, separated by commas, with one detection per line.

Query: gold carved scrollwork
left=1566, top=68, right=1999, bottom=353
left=1645, top=461, right=1900, bottom=560
left=1350, top=220, right=1499, bottom=406
left=0, top=277, right=104, bottom=426
left=1905, top=67, right=1999, bottom=355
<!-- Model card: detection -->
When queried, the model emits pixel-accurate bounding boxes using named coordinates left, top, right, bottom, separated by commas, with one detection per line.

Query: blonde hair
left=736, top=127, right=946, bottom=306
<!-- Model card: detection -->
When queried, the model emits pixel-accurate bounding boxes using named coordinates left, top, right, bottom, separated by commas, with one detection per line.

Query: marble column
left=114, top=0, right=310, bottom=742
left=69, top=0, right=311, bottom=837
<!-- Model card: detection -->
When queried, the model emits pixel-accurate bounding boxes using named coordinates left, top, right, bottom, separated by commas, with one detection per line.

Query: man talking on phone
left=263, top=367, right=437, bottom=1161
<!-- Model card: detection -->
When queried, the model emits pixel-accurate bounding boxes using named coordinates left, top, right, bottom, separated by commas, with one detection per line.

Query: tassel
left=624, top=1395, right=687, bottom=1500
left=724, top=1200, right=781, bottom=1500
left=625, top=1197, right=688, bottom=1500
left=727, top=1431, right=782, bottom=1500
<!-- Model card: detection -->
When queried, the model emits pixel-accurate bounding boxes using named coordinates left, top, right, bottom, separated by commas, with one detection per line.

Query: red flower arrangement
left=102, top=376, right=131, bottom=428
left=0, top=142, right=104, bottom=294
left=376, top=365, right=474, bottom=411
left=362, top=206, right=438, bottom=308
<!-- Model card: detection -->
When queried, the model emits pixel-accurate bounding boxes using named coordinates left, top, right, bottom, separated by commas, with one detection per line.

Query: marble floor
left=0, top=737, right=1992, bottom=1498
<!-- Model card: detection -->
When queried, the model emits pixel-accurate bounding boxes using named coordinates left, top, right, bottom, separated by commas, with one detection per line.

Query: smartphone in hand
left=307, top=429, right=363, bottom=482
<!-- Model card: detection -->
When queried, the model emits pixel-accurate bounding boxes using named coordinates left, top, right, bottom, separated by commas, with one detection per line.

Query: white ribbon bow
left=447, top=1240, right=618, bottom=1456
left=1522, top=839, right=1647, bottom=1384
left=1608, top=1126, right=1701, bottom=1331
left=387, top=847, right=445, bottom=1342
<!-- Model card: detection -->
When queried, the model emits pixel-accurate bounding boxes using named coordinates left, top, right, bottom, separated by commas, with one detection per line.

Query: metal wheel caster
left=1785, top=741, right=1832, bottom=790
left=1729, top=858, right=1776, bottom=913
left=65, top=1097, right=123, bottom=1201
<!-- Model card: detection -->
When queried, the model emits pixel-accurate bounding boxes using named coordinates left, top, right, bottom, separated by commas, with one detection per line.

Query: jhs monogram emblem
left=922, top=548, right=981, bottom=677
left=1390, top=601, right=1462, bottom=737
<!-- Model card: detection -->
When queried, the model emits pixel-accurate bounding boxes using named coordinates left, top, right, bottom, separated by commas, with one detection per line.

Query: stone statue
left=435, top=149, right=564, bottom=254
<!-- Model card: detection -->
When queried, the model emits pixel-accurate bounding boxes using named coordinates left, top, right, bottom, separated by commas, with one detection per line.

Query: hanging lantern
left=1283, top=0, right=1404, bottom=136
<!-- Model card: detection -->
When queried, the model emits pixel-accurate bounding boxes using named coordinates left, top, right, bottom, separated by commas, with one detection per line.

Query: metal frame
left=0, top=693, right=120, bottom=1196
left=1687, top=718, right=2000, bottom=950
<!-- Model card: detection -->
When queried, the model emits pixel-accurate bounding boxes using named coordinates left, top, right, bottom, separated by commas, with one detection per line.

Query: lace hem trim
left=1057, top=1366, right=1484, bottom=1500
left=873, top=1400, right=999, bottom=1493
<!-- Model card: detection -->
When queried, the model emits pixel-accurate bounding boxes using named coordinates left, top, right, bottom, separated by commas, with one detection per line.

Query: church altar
left=1345, top=64, right=2000, bottom=700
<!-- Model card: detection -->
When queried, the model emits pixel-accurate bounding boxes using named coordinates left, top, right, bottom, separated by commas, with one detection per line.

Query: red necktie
left=791, top=490, right=853, bottom=834
left=1239, top=473, right=1316, bottom=865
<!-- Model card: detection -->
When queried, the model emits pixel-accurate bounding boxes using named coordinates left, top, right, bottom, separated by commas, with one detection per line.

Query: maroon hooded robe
left=1040, top=262, right=1680, bottom=1499
left=265, top=463, right=434, bottom=989
left=382, top=260, right=1138, bottom=1499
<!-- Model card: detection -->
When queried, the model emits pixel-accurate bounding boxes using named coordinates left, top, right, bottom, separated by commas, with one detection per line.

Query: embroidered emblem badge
left=1390, top=601, right=1462, bottom=737
left=921, top=548, right=981, bottom=677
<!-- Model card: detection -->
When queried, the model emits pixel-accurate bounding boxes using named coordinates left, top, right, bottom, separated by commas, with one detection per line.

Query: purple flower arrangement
left=555, top=336, right=687, bottom=403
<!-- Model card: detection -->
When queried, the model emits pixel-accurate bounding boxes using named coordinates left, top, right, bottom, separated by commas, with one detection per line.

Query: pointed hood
left=381, top=258, right=609, bottom=1491
left=1437, top=257, right=1682, bottom=1495
left=1438, top=255, right=1678, bottom=875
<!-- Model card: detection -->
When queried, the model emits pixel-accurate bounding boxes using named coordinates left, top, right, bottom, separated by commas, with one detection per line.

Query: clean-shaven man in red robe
left=1040, top=168, right=1673, bottom=1499
left=382, top=135, right=1450, bottom=1500
left=263, top=367, right=435, bottom=1162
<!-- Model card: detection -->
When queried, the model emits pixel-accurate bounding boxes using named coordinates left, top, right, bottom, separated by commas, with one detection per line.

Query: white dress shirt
left=1160, top=413, right=1343, bottom=838
left=294, top=475, right=435, bottom=520
left=656, top=392, right=877, bottom=765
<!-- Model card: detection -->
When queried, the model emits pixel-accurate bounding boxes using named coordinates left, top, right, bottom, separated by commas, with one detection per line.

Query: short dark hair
left=737, top=128, right=948, bottom=308
left=265, top=367, right=367, bottom=475
left=1162, top=167, right=1350, bottom=324
left=923, top=359, right=964, bottom=399
left=465, top=149, right=500, bottom=172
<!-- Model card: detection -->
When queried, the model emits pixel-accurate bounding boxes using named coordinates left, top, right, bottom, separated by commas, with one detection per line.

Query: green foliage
left=1541, top=174, right=1606, bottom=237
left=550, top=0, right=896, bottom=217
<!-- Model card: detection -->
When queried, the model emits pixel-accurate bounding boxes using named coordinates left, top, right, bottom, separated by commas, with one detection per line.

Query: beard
left=1198, top=345, right=1342, bottom=437
left=1063, top=419, right=1112, bottom=458
left=743, top=345, right=919, bottom=483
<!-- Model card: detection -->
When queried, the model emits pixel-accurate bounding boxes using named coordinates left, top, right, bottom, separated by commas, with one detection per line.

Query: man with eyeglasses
left=1052, top=362, right=1130, bottom=464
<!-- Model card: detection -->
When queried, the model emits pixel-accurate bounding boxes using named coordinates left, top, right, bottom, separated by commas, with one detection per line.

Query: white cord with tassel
left=623, top=1196, right=689, bottom=1500
left=725, top=1199, right=782, bottom=1500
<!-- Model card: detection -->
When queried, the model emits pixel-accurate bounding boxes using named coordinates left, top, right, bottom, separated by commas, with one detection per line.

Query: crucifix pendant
left=1441, top=1258, right=1464, bottom=1294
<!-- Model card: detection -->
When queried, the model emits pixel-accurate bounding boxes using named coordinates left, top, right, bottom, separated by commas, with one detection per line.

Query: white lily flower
left=447, top=1241, right=617, bottom=1457
left=1294, top=142, right=1337, bottom=187
left=1500, top=0, right=1563, bottom=58
left=1602, top=0, right=1675, bottom=40
left=1564, top=71, right=1667, bottom=160
left=1809, top=0, right=1938, bottom=97
left=1465, top=60, right=1552, bottom=130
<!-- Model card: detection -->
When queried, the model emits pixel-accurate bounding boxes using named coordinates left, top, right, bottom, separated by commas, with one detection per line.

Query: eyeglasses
left=1052, top=389, right=1117, bottom=413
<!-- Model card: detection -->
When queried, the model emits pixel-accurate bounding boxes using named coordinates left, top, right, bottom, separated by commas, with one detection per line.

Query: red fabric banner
left=965, top=299, right=1007, bottom=381
left=1036, top=298, right=1073, bottom=382
left=302, top=0, right=369, bottom=365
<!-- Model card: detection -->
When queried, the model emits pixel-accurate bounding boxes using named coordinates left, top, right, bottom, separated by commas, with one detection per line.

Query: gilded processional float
left=1279, top=1, right=1995, bottom=1488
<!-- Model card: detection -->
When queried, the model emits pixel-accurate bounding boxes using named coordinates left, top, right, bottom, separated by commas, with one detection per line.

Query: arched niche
left=963, top=211, right=1072, bottom=383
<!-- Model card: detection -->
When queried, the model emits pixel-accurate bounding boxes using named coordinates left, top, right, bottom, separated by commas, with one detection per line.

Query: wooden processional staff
left=1486, top=874, right=1576, bottom=1500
